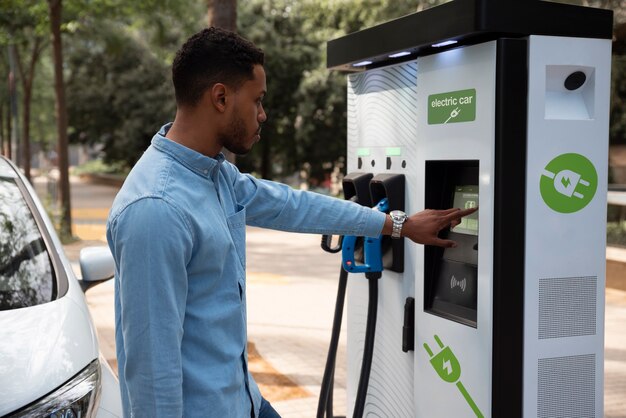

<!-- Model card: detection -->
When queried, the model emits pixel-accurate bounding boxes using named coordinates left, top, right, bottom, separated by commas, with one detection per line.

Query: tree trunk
left=5, top=96, right=10, bottom=159
left=207, top=0, right=237, bottom=164
left=48, top=0, right=72, bottom=239
left=15, top=38, right=43, bottom=183
left=7, top=46, right=18, bottom=161
left=0, top=101, right=4, bottom=156
left=207, top=0, right=237, bottom=31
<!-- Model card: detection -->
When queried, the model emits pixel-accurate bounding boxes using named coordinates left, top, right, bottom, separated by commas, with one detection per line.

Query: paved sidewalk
left=44, top=178, right=626, bottom=417
left=605, top=289, right=626, bottom=418
left=76, top=229, right=626, bottom=418
left=245, top=228, right=348, bottom=417
left=246, top=228, right=626, bottom=418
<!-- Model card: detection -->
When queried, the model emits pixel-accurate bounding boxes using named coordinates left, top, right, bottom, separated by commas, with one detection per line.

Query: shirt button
left=203, top=169, right=209, bottom=175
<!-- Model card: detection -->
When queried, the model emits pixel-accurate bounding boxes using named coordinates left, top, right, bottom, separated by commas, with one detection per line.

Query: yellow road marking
left=73, top=224, right=107, bottom=241
left=72, top=208, right=110, bottom=220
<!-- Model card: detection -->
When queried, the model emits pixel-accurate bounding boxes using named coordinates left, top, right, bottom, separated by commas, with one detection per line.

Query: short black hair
left=172, top=27, right=264, bottom=107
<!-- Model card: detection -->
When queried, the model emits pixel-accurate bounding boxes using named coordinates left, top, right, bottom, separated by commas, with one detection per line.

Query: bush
left=71, top=159, right=129, bottom=176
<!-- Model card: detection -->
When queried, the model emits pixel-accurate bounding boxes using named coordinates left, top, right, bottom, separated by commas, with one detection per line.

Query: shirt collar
left=151, top=123, right=225, bottom=177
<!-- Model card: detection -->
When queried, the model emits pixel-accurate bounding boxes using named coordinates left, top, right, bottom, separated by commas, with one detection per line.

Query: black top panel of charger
left=327, top=0, right=613, bottom=71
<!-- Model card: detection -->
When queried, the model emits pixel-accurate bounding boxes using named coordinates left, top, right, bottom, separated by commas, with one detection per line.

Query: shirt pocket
left=227, top=204, right=247, bottom=268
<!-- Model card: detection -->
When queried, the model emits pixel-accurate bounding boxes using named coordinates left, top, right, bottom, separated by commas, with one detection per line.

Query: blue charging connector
left=338, top=197, right=389, bottom=418
left=341, top=198, right=388, bottom=276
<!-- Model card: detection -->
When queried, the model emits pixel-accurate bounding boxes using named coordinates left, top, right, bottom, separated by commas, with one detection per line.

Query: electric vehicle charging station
left=326, top=1, right=613, bottom=417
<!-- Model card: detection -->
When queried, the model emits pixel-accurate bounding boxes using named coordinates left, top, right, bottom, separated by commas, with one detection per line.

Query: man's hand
left=383, top=207, right=478, bottom=248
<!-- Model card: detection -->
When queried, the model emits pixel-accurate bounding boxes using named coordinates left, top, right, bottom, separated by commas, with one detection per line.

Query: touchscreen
left=451, top=185, right=478, bottom=235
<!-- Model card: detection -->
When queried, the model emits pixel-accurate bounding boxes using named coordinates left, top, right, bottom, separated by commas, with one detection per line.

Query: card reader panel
left=424, top=160, right=479, bottom=327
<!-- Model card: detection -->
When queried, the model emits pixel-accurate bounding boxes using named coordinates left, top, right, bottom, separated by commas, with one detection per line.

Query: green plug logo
left=424, top=335, right=484, bottom=418
left=540, top=153, right=597, bottom=213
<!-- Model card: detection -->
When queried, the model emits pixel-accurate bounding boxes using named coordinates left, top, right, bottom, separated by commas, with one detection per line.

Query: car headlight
left=7, top=359, right=101, bottom=418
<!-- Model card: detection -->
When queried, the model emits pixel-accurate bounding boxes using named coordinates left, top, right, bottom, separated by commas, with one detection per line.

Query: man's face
left=219, top=65, right=267, bottom=155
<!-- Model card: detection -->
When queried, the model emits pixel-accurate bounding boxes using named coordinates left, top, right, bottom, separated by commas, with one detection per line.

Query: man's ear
left=209, top=83, right=228, bottom=113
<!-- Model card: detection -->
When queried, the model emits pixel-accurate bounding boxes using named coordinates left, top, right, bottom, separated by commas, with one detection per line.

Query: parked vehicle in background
left=0, top=156, right=121, bottom=417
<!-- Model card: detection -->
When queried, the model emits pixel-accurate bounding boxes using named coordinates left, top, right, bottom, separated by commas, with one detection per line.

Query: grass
left=71, top=159, right=129, bottom=176
left=608, top=221, right=626, bottom=248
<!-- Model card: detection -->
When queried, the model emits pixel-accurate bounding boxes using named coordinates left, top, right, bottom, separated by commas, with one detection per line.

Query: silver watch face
left=390, top=210, right=407, bottom=222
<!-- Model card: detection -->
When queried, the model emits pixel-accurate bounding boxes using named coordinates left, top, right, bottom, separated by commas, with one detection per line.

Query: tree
left=14, top=38, right=44, bottom=181
left=236, top=0, right=424, bottom=183
left=6, top=46, right=16, bottom=160
left=207, top=0, right=237, bottom=30
left=236, top=1, right=315, bottom=179
left=63, top=1, right=200, bottom=169
left=47, top=0, right=72, bottom=239
left=66, top=22, right=175, bottom=168
left=0, top=1, right=50, bottom=179
left=208, top=0, right=238, bottom=163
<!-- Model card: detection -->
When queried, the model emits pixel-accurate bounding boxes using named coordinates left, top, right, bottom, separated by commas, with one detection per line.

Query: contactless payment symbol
left=540, top=153, right=597, bottom=213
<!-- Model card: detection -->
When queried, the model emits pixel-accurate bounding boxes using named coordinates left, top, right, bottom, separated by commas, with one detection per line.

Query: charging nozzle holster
left=341, top=173, right=406, bottom=274
left=343, top=172, right=374, bottom=206
left=338, top=173, right=374, bottom=262
left=370, top=173, right=405, bottom=273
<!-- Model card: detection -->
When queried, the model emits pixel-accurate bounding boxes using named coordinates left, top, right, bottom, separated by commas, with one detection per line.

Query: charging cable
left=317, top=199, right=388, bottom=418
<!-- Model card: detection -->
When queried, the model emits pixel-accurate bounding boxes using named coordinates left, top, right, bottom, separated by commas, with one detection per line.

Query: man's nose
left=258, top=105, right=267, bottom=123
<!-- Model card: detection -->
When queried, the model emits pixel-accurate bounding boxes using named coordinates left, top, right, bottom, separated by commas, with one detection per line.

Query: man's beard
left=219, top=113, right=258, bottom=156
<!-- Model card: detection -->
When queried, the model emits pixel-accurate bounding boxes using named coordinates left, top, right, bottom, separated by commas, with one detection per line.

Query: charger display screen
left=451, top=185, right=478, bottom=236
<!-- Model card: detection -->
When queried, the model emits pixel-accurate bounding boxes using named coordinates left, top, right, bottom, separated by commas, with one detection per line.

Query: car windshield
left=0, top=177, right=56, bottom=310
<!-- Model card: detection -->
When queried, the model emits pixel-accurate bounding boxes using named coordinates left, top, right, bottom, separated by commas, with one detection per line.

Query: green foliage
left=237, top=0, right=426, bottom=181
left=71, top=158, right=128, bottom=176
left=65, top=22, right=176, bottom=168
left=0, top=0, right=200, bottom=170
left=0, top=0, right=50, bottom=153
left=15, top=0, right=626, bottom=191
left=0, top=0, right=48, bottom=43
left=61, top=0, right=204, bottom=169
left=607, top=220, right=626, bottom=247
left=237, top=1, right=319, bottom=178
left=29, top=54, right=56, bottom=148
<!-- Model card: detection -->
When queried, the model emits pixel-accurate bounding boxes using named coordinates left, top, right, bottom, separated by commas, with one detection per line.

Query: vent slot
left=538, top=354, right=595, bottom=418
left=538, top=276, right=596, bottom=339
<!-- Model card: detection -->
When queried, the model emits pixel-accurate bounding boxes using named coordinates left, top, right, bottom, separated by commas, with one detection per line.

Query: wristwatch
left=389, top=210, right=408, bottom=239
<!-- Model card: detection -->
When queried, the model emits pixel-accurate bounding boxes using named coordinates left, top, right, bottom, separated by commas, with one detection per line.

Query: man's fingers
left=431, top=238, right=457, bottom=248
left=442, top=206, right=477, bottom=222
left=439, top=208, right=462, bottom=215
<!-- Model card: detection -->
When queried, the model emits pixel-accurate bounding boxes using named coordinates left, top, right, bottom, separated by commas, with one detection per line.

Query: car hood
left=0, top=293, right=98, bottom=415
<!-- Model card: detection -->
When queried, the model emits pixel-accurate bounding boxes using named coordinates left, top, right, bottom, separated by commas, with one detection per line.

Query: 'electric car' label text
left=428, top=89, right=476, bottom=125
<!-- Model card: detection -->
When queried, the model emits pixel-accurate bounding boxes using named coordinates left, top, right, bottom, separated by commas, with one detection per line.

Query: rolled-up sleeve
left=108, top=197, right=193, bottom=417
left=227, top=165, right=386, bottom=237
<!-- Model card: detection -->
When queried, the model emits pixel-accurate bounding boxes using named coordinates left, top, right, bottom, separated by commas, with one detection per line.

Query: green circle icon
left=540, top=153, right=597, bottom=213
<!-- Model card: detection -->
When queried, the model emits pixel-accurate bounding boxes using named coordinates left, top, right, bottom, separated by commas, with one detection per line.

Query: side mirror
left=79, top=246, right=115, bottom=292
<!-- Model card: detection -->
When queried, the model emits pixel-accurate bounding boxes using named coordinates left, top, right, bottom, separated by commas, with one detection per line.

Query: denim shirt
left=106, top=124, right=386, bottom=417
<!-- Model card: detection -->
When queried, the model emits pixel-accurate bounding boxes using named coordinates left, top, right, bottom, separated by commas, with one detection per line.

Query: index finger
left=443, top=206, right=478, bottom=222
left=439, top=208, right=463, bottom=215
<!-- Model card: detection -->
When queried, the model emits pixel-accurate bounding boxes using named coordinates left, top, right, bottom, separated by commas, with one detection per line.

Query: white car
left=0, top=156, right=122, bottom=417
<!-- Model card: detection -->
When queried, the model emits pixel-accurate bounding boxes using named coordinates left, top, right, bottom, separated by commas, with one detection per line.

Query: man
left=106, top=27, right=476, bottom=418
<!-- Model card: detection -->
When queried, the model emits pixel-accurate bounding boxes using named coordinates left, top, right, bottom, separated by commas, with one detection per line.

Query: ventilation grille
left=538, top=276, right=596, bottom=339
left=538, top=354, right=596, bottom=418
